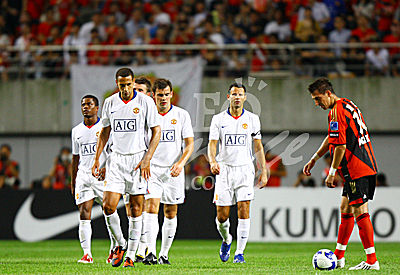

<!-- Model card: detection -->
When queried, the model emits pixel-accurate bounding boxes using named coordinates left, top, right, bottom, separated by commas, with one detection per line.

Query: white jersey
left=102, top=91, right=160, bottom=155
left=71, top=117, right=109, bottom=173
left=209, top=108, right=262, bottom=166
left=151, top=105, right=194, bottom=167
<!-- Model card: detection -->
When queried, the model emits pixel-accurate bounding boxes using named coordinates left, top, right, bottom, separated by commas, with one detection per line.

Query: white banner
left=250, top=187, right=400, bottom=242
left=71, top=57, right=204, bottom=127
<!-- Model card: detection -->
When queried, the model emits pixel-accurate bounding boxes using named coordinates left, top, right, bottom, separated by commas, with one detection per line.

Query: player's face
left=154, top=86, right=173, bottom=112
left=116, top=75, right=134, bottom=100
left=311, top=90, right=332, bottom=110
left=134, top=83, right=150, bottom=96
left=81, top=98, right=98, bottom=118
left=228, top=87, right=246, bottom=109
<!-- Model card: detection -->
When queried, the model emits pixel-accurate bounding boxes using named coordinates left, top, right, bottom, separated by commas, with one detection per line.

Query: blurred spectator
left=152, top=3, right=171, bottom=26
left=42, top=147, right=72, bottom=190
left=295, top=6, right=322, bottom=43
left=103, top=1, right=126, bottom=26
left=374, top=0, right=399, bottom=38
left=365, top=45, right=390, bottom=76
left=352, top=0, right=375, bottom=21
left=323, top=0, right=347, bottom=31
left=0, top=144, right=20, bottom=189
left=329, top=16, right=351, bottom=57
left=321, top=153, right=343, bottom=187
left=63, top=24, right=86, bottom=68
left=78, top=13, right=106, bottom=45
left=222, top=49, right=247, bottom=77
left=298, top=0, right=331, bottom=30
left=0, top=26, right=11, bottom=81
left=191, top=1, right=207, bottom=28
left=37, top=8, right=59, bottom=37
left=376, top=173, right=388, bottom=187
left=14, top=23, right=33, bottom=67
left=294, top=170, right=315, bottom=187
left=125, top=9, right=145, bottom=40
left=265, top=148, right=287, bottom=187
left=301, top=34, right=336, bottom=76
left=131, top=26, right=150, bottom=45
left=351, top=15, right=378, bottom=43
left=342, top=36, right=365, bottom=76
left=383, top=22, right=400, bottom=75
left=264, top=9, right=292, bottom=43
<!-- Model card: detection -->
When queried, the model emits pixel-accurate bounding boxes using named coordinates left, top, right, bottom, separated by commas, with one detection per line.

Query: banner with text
left=71, top=57, right=204, bottom=127
left=250, top=187, right=399, bottom=242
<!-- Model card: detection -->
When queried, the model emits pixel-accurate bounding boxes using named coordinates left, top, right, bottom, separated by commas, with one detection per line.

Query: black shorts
left=342, top=175, right=376, bottom=205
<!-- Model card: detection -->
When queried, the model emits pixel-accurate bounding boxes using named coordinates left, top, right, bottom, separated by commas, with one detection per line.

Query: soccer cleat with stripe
left=134, top=254, right=145, bottom=263
left=78, top=254, right=93, bottom=263
left=143, top=252, right=158, bottom=265
left=111, top=244, right=127, bottom=267
left=349, top=261, right=380, bottom=270
left=106, top=250, right=114, bottom=263
left=123, top=257, right=135, bottom=268
left=158, top=255, right=171, bottom=265
left=233, top=254, right=246, bottom=263
left=336, top=257, right=345, bottom=269
left=219, top=238, right=232, bottom=262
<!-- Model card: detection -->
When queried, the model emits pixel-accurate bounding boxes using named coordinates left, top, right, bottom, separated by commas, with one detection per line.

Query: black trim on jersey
left=365, top=141, right=378, bottom=172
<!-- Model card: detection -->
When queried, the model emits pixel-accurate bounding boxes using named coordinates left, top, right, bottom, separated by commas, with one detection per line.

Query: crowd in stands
left=1, top=0, right=400, bottom=79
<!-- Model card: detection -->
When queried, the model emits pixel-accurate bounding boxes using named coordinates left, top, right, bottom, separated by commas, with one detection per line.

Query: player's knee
left=147, top=203, right=158, bottom=214
left=216, top=214, right=228, bottom=223
left=164, top=209, right=177, bottom=219
left=79, top=209, right=91, bottom=220
left=103, top=203, right=116, bottom=215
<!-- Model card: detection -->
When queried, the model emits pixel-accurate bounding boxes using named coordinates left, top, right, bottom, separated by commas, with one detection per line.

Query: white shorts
left=213, top=163, right=255, bottom=206
left=75, top=170, right=103, bottom=206
left=104, top=151, right=147, bottom=196
left=145, top=164, right=185, bottom=204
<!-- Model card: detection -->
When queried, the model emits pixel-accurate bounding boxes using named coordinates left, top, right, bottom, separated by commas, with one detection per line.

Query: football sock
left=79, top=220, right=92, bottom=256
left=106, top=224, right=116, bottom=253
left=136, top=212, right=147, bottom=256
left=334, top=213, right=354, bottom=259
left=160, top=216, right=178, bottom=258
left=126, top=216, right=142, bottom=259
left=356, top=213, right=377, bottom=264
left=216, top=218, right=231, bottom=244
left=145, top=213, right=159, bottom=255
left=104, top=211, right=126, bottom=247
left=235, top=218, right=250, bottom=255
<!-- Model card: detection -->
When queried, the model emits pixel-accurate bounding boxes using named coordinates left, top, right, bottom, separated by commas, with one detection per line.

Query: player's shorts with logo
left=342, top=174, right=376, bottom=205
left=213, top=163, right=255, bottom=206
left=104, top=151, right=147, bottom=195
left=145, top=164, right=185, bottom=204
left=75, top=170, right=104, bottom=205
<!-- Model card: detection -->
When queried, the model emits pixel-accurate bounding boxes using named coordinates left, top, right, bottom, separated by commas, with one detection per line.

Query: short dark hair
left=115, top=67, right=134, bottom=80
left=135, top=76, right=152, bottom=93
left=0, top=144, right=11, bottom=152
left=308, top=77, right=335, bottom=95
left=152, top=78, right=172, bottom=94
left=228, top=83, right=247, bottom=94
left=81, top=94, right=99, bottom=106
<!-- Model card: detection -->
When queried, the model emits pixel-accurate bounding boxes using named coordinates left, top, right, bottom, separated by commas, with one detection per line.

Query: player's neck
left=158, top=104, right=171, bottom=115
left=120, top=92, right=134, bottom=102
left=329, top=94, right=340, bottom=109
left=84, top=115, right=98, bottom=127
left=229, top=106, right=243, bottom=117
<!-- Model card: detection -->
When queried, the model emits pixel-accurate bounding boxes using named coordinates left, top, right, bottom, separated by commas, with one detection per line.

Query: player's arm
left=71, top=154, right=79, bottom=196
left=135, top=125, right=161, bottom=180
left=207, top=139, right=220, bottom=175
left=171, top=137, right=194, bottom=177
left=325, top=144, right=346, bottom=188
left=92, top=126, right=111, bottom=178
left=303, top=135, right=329, bottom=176
left=254, top=138, right=269, bottom=188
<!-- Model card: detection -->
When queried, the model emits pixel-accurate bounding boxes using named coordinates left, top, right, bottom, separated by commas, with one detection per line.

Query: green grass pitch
left=0, top=240, right=398, bottom=274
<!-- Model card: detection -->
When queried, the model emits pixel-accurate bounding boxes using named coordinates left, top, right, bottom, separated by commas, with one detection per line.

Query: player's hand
left=135, top=157, right=151, bottom=181
left=91, top=159, right=100, bottom=178
left=325, top=175, right=336, bottom=188
left=210, top=161, right=220, bottom=175
left=258, top=172, right=269, bottom=189
left=303, top=159, right=315, bottom=176
left=98, top=167, right=106, bottom=181
left=170, top=162, right=183, bottom=177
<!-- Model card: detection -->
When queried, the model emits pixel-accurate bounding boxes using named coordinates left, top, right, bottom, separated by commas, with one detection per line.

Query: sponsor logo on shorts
left=114, top=119, right=136, bottom=132
left=171, top=119, right=177, bottom=125
left=225, top=134, right=246, bottom=146
left=161, top=130, right=175, bottom=142
left=82, top=142, right=97, bottom=156
left=242, top=123, right=248, bottom=129
left=133, top=108, right=140, bottom=114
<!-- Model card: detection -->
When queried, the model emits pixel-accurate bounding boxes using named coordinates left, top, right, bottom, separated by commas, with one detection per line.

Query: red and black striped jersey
left=328, top=98, right=377, bottom=181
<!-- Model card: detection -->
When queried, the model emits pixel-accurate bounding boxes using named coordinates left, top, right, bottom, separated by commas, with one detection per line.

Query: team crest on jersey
left=330, top=121, right=338, bottom=131
left=104, top=181, right=107, bottom=187
left=76, top=193, right=79, bottom=199
left=96, top=131, right=100, bottom=137
left=242, top=123, right=248, bottom=129
left=171, top=119, right=177, bottom=125
left=133, top=108, right=140, bottom=114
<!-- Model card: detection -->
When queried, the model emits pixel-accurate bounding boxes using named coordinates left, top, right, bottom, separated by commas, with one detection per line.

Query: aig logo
left=114, top=119, right=136, bottom=132
left=225, top=134, right=246, bottom=146
left=161, top=130, right=175, bottom=142
left=82, top=142, right=96, bottom=156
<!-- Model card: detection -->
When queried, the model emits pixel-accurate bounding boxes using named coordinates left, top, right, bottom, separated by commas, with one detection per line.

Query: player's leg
left=158, top=204, right=178, bottom=264
left=334, top=195, right=354, bottom=268
left=124, top=194, right=145, bottom=267
left=234, top=200, right=250, bottom=263
left=135, top=197, right=148, bottom=263
left=77, top=199, right=94, bottom=263
left=216, top=205, right=232, bottom=262
left=143, top=198, right=160, bottom=265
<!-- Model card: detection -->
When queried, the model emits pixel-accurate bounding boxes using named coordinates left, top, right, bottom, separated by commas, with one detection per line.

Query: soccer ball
left=312, top=249, right=337, bottom=270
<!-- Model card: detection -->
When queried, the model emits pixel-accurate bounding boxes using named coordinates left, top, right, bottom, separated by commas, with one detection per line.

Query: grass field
left=0, top=240, right=398, bottom=274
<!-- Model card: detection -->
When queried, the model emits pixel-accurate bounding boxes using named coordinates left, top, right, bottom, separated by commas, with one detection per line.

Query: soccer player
left=208, top=83, right=268, bottom=263
left=71, top=95, right=115, bottom=263
left=139, top=78, right=194, bottom=265
left=303, top=77, right=379, bottom=270
left=92, top=68, right=161, bottom=268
